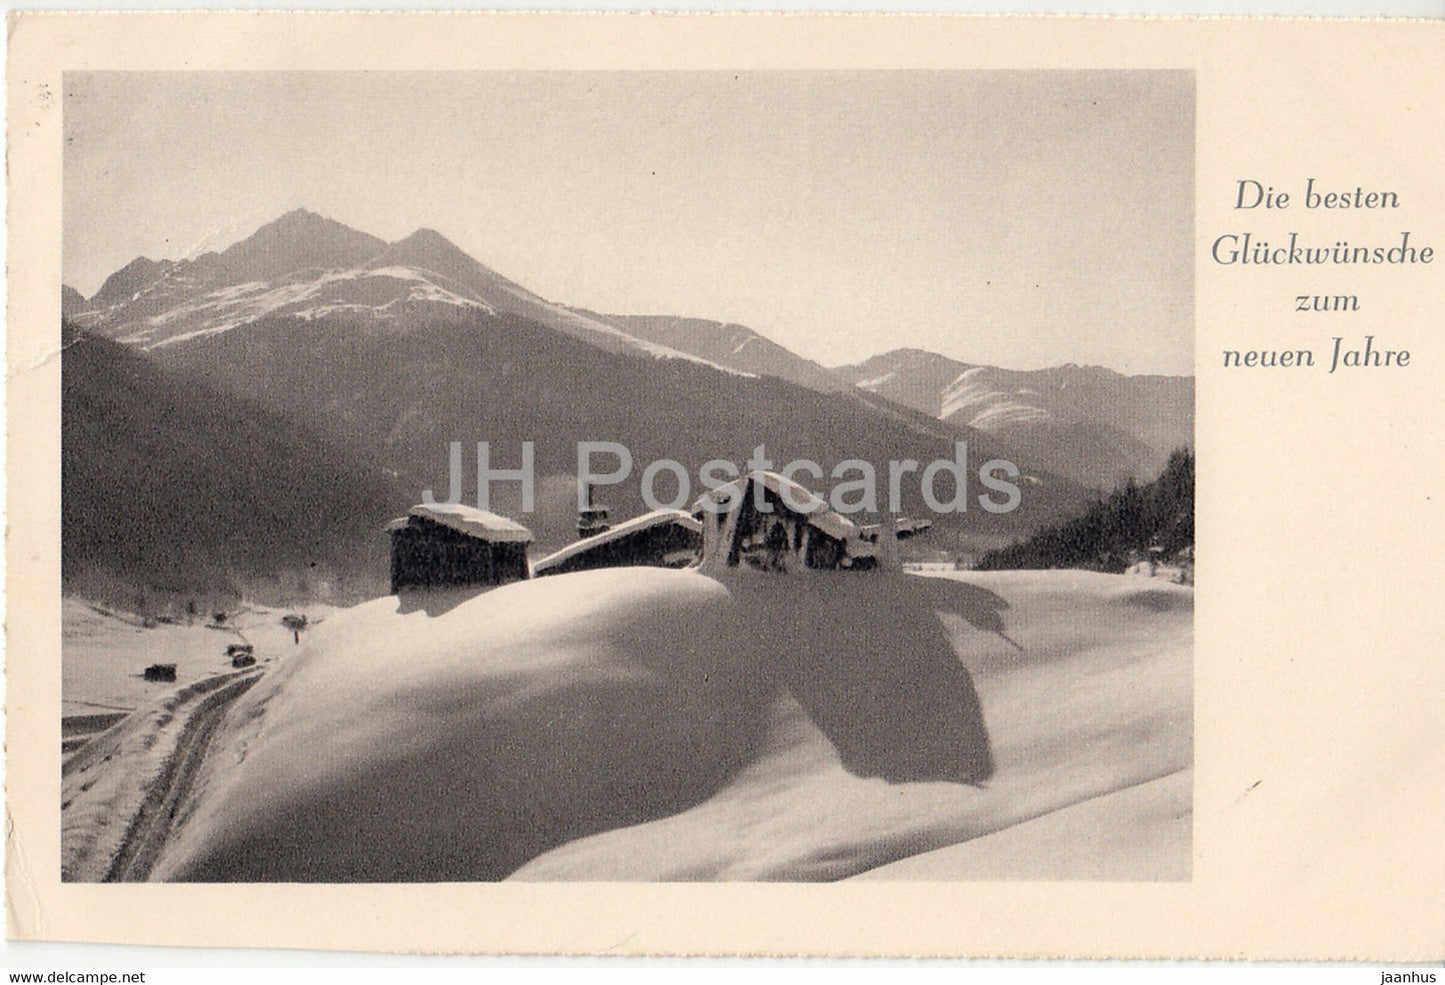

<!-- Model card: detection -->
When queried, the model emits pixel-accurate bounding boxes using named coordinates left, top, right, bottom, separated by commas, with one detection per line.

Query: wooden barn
left=386, top=503, right=534, bottom=593
left=690, top=471, right=935, bottom=573
left=530, top=509, right=703, bottom=579
left=690, top=471, right=873, bottom=572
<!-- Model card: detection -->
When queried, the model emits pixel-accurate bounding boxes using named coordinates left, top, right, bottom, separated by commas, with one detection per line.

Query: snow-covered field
left=62, top=599, right=332, bottom=719
left=61, top=567, right=1191, bottom=882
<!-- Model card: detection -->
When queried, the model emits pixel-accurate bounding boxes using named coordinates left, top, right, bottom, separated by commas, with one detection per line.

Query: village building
left=691, top=472, right=936, bottom=573
left=386, top=503, right=533, bottom=593
left=859, top=516, right=932, bottom=544
left=690, top=472, right=871, bottom=572
left=531, top=509, right=703, bottom=578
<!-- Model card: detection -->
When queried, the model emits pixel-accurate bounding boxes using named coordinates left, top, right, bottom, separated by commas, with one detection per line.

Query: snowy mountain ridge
left=70, top=209, right=750, bottom=376
left=836, top=349, right=1193, bottom=490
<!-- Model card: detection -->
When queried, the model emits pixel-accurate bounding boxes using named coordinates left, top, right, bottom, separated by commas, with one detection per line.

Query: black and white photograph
left=57, top=70, right=1195, bottom=884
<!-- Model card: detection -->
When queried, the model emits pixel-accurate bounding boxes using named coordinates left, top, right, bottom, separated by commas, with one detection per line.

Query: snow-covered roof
left=388, top=503, right=534, bottom=544
left=691, top=471, right=858, bottom=543
left=859, top=517, right=934, bottom=542
left=530, top=509, right=702, bottom=576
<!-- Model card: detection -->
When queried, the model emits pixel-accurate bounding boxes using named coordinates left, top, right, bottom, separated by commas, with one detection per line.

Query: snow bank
left=852, top=769, right=1191, bottom=881
left=510, top=571, right=1191, bottom=881
left=151, top=568, right=766, bottom=880
left=149, top=563, right=1005, bottom=881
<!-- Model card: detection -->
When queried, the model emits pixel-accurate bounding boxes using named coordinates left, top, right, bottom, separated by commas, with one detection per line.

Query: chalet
left=386, top=503, right=533, bottom=593
left=530, top=509, right=703, bottom=578
left=690, top=472, right=936, bottom=573
left=692, top=471, right=886, bottom=572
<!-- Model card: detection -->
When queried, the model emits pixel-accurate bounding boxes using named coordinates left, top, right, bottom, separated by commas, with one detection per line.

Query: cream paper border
left=7, top=13, right=1443, bottom=959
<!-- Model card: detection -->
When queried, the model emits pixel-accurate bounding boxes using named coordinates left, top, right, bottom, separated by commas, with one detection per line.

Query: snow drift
left=151, top=565, right=998, bottom=881
left=511, top=571, right=1192, bottom=881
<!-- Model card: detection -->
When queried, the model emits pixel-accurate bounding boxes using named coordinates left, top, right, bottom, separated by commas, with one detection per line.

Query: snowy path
left=62, top=671, right=261, bottom=882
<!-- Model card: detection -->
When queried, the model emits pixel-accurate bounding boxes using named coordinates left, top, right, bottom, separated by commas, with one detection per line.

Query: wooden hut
left=691, top=471, right=878, bottom=572
left=386, top=503, right=533, bottom=593
left=531, top=510, right=703, bottom=579
left=691, top=472, right=934, bottom=573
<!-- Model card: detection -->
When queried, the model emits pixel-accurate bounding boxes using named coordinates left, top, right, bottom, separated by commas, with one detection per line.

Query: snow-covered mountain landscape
left=61, top=207, right=1193, bottom=884
left=65, top=209, right=1192, bottom=598
left=65, top=209, right=1150, bottom=605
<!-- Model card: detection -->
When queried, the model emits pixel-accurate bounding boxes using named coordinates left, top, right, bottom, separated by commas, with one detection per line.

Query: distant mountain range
left=63, top=209, right=1190, bottom=604
left=835, top=349, right=1193, bottom=491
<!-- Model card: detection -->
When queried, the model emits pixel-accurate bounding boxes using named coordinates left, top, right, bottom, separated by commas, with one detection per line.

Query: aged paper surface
left=6, top=12, right=1443, bottom=959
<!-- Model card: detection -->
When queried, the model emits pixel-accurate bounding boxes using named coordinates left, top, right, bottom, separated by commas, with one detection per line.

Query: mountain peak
left=839, top=347, right=971, bottom=378
left=395, top=227, right=457, bottom=248
left=382, top=227, right=477, bottom=266
left=211, top=210, right=387, bottom=287
left=369, top=227, right=539, bottom=306
left=243, top=207, right=371, bottom=247
left=88, top=255, right=174, bottom=309
left=62, top=284, right=88, bottom=318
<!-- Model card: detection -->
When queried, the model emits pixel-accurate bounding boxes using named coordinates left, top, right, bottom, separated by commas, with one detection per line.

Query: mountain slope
left=365, top=228, right=543, bottom=307
left=207, top=208, right=387, bottom=285
left=66, top=209, right=1115, bottom=593
left=75, top=216, right=745, bottom=371
left=87, top=256, right=172, bottom=311
left=361, top=230, right=696, bottom=360
left=603, top=314, right=847, bottom=392
left=841, top=348, right=970, bottom=417
left=62, top=323, right=405, bottom=607
left=153, top=307, right=1089, bottom=557
left=938, top=363, right=1193, bottom=459
left=62, top=284, right=87, bottom=318
left=77, top=210, right=392, bottom=343
left=977, top=448, right=1194, bottom=573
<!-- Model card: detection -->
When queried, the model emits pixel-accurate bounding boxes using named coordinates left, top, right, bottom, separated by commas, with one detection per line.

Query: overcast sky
left=64, top=71, right=1193, bottom=374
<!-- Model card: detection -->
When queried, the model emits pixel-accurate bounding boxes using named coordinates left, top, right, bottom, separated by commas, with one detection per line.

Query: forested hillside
left=975, top=449, right=1193, bottom=573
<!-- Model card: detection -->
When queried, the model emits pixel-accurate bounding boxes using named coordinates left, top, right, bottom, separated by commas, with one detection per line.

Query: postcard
left=5, top=12, right=1441, bottom=959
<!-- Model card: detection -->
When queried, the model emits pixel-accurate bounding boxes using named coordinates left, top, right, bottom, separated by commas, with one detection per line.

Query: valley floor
left=62, top=598, right=335, bottom=719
